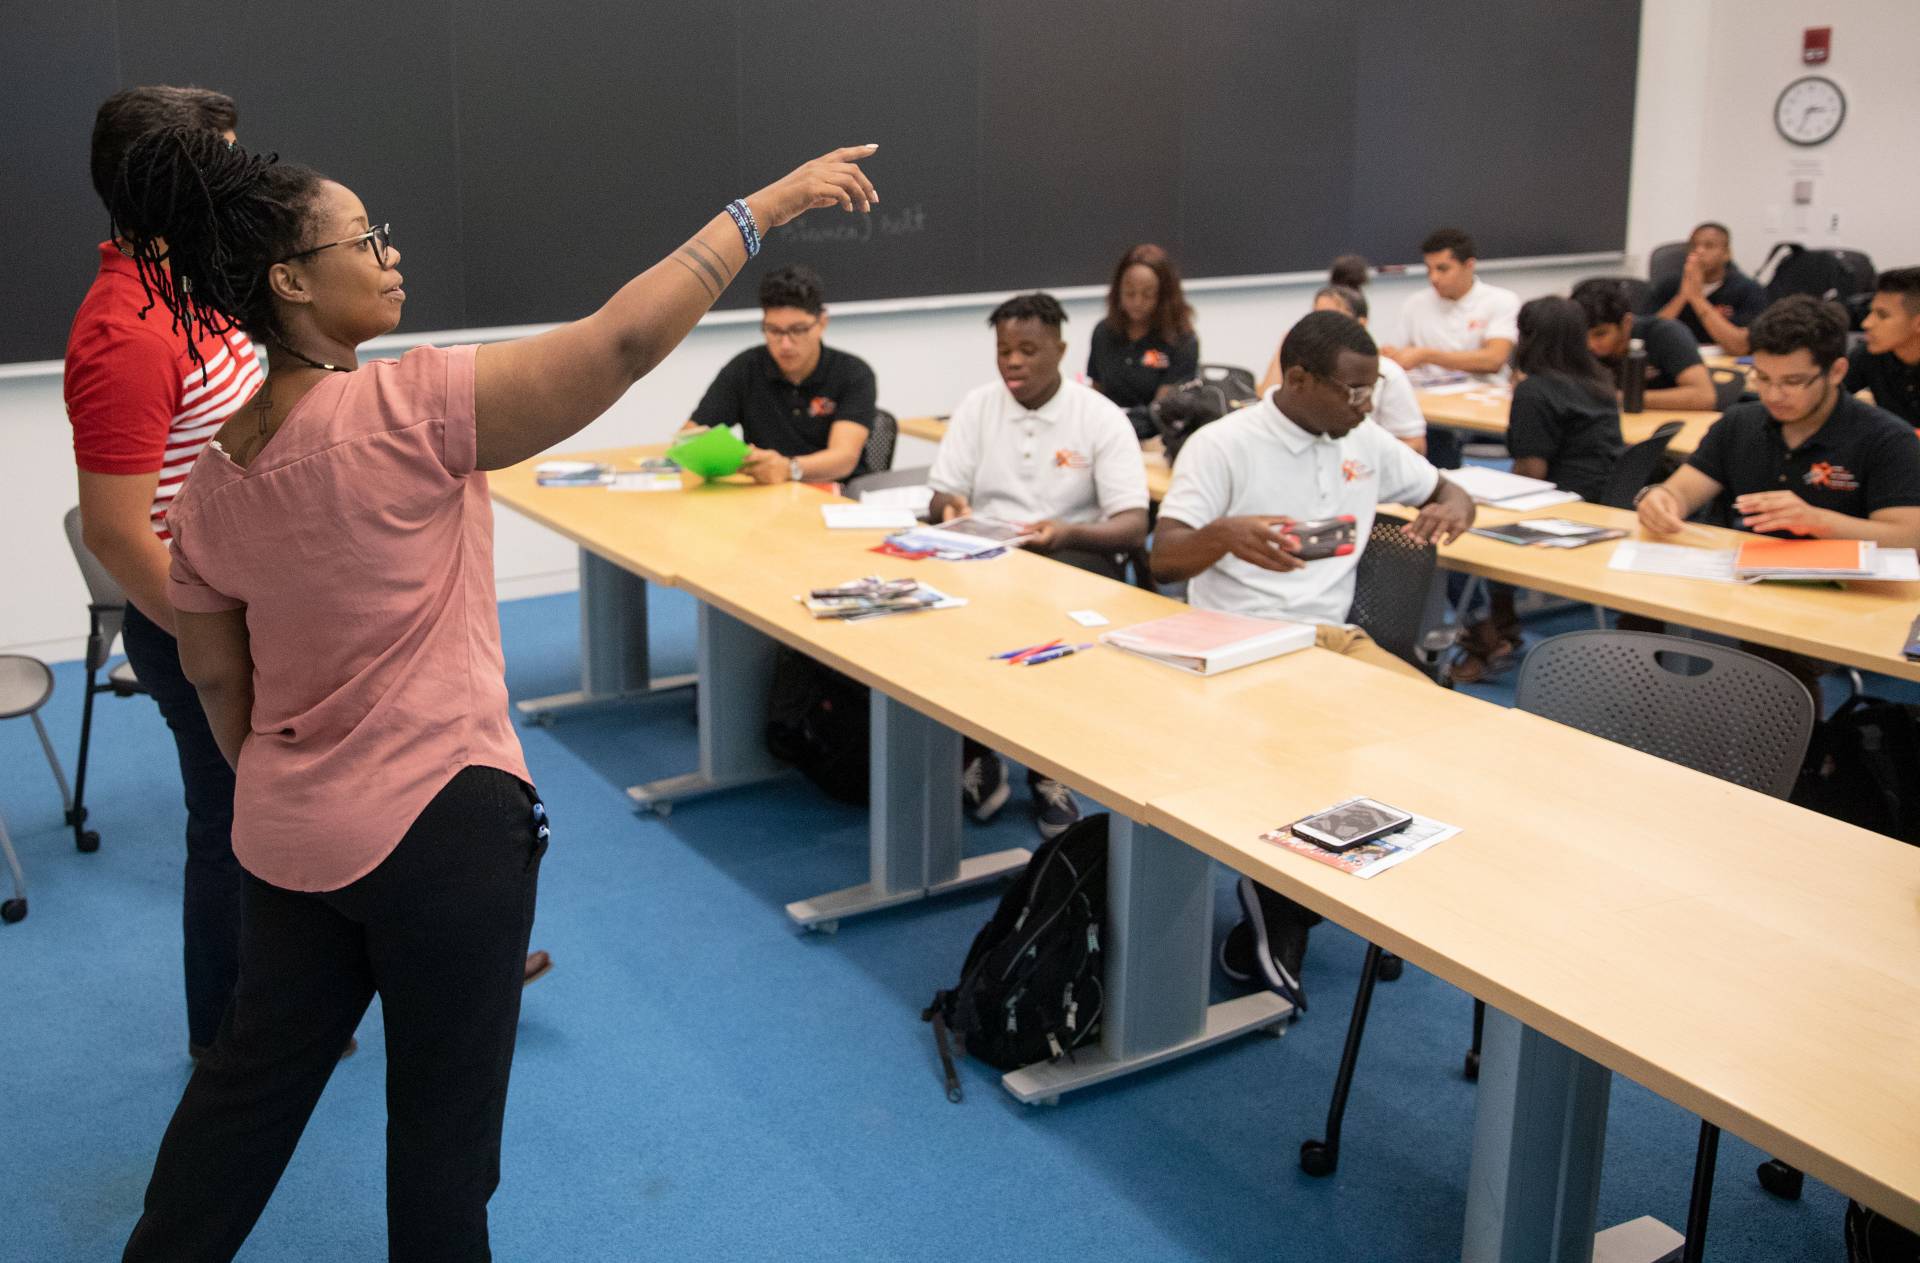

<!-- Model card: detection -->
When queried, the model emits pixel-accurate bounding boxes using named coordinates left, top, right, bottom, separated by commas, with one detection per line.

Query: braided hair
left=104, top=126, right=327, bottom=377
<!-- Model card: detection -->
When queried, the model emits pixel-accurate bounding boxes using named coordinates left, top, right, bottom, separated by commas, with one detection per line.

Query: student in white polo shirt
left=1380, top=227, right=1521, bottom=385
left=928, top=292, right=1150, bottom=839
left=1152, top=310, right=1474, bottom=1007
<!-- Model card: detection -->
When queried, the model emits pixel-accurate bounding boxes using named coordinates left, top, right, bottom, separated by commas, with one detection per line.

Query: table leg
left=628, top=603, right=788, bottom=812
left=786, top=691, right=1029, bottom=930
left=517, top=551, right=696, bottom=725
left=1464, top=1008, right=1683, bottom=1263
left=1000, top=816, right=1292, bottom=1103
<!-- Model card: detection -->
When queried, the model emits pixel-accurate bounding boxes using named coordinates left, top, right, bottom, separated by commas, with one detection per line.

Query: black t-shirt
left=1685, top=393, right=1920, bottom=532
left=689, top=344, right=877, bottom=466
left=1608, top=315, right=1703, bottom=391
left=1845, top=344, right=1920, bottom=428
left=1650, top=265, right=1770, bottom=345
left=1506, top=372, right=1625, bottom=503
left=1086, top=318, right=1200, bottom=410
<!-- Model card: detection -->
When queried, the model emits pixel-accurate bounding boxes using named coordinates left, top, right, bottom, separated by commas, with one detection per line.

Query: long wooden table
left=1432, top=500, right=1920, bottom=684
left=1417, top=386, right=1721, bottom=455
left=492, top=447, right=1920, bottom=1254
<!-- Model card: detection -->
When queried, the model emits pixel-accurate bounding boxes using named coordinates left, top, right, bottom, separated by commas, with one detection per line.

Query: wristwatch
left=1631, top=485, right=1660, bottom=508
left=789, top=457, right=805, bottom=483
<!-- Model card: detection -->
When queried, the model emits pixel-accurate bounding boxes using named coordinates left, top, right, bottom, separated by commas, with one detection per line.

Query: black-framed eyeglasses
left=761, top=318, right=820, bottom=342
left=279, top=222, right=393, bottom=268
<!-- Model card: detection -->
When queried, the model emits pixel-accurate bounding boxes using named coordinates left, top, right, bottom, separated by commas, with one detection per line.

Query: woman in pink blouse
left=106, top=128, right=877, bottom=1262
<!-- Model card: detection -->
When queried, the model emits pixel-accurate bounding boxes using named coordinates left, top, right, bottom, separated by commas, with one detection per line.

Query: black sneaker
left=1237, top=876, right=1309, bottom=1013
left=962, top=752, right=1011, bottom=822
left=1031, top=777, right=1082, bottom=840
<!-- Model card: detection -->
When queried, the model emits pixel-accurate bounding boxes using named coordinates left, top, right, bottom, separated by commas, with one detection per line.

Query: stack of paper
left=534, top=460, right=612, bottom=486
left=1609, top=539, right=1920, bottom=583
left=821, top=504, right=919, bottom=530
left=798, top=577, right=966, bottom=620
left=1733, top=538, right=1874, bottom=579
left=858, top=483, right=934, bottom=518
left=1100, top=608, right=1315, bottom=676
left=1445, top=465, right=1582, bottom=511
left=1471, top=518, right=1624, bottom=548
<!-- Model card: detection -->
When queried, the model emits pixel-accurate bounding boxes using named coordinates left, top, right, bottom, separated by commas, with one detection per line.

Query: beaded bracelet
left=725, top=199, right=761, bottom=258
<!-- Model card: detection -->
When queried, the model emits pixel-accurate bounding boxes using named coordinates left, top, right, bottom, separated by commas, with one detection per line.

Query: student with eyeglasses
left=681, top=263, right=877, bottom=482
left=103, top=123, right=877, bottom=1260
left=1636, top=295, right=1920, bottom=548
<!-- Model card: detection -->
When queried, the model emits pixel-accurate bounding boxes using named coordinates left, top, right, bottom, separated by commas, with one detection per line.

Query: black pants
left=124, top=765, right=547, bottom=1263
left=120, top=601, right=243, bottom=1050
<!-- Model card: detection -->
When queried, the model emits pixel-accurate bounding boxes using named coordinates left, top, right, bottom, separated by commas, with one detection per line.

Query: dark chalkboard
left=0, top=0, right=1639, bottom=364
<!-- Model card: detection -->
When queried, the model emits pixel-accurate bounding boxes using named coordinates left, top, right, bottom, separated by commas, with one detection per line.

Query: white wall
left=5, top=0, right=1915, bottom=660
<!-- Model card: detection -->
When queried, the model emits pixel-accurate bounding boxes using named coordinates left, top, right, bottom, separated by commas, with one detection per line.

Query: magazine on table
left=1261, top=805, right=1463, bottom=879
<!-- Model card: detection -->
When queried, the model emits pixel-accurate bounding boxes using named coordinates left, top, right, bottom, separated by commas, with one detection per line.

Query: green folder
left=665, top=426, right=749, bottom=479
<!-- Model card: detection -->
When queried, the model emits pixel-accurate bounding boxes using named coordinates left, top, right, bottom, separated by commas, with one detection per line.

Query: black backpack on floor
left=922, top=813, right=1108, bottom=1100
left=1792, top=693, right=1920, bottom=846
left=764, top=646, right=870, bottom=805
left=1846, top=1199, right=1920, bottom=1262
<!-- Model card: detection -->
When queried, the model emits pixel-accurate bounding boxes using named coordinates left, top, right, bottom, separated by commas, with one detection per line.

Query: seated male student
left=1152, top=311, right=1475, bottom=1007
left=1846, top=267, right=1920, bottom=429
left=1649, top=221, right=1769, bottom=353
left=1379, top=227, right=1521, bottom=384
left=928, top=292, right=1150, bottom=840
left=1571, top=277, right=1717, bottom=412
left=1259, top=285, right=1429, bottom=455
left=683, top=264, right=876, bottom=483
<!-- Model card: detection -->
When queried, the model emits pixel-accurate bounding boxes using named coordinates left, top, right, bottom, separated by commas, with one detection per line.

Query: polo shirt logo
left=807, top=396, right=836, bottom=418
left=1053, top=449, right=1092, bottom=470
left=1805, top=462, right=1858, bottom=491
left=1341, top=459, right=1373, bottom=483
left=1139, top=348, right=1170, bottom=370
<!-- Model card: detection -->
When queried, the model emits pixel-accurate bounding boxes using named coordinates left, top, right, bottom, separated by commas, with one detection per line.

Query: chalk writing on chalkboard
left=773, top=204, right=928, bottom=247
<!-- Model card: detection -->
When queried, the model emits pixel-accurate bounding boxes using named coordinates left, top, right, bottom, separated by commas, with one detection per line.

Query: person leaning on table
left=104, top=122, right=878, bottom=1262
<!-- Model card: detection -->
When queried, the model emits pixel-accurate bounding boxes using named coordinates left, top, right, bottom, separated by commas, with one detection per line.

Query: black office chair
left=862, top=408, right=898, bottom=476
left=1648, top=240, right=1690, bottom=287
left=1349, top=517, right=1440, bottom=675
left=62, top=506, right=146, bottom=853
left=1517, top=631, right=1814, bottom=1263
left=1300, top=633, right=1813, bottom=1263
left=842, top=463, right=929, bottom=508
left=1708, top=366, right=1748, bottom=412
left=1599, top=421, right=1684, bottom=511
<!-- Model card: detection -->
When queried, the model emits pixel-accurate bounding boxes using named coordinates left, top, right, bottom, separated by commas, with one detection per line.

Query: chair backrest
left=1647, top=241, right=1690, bottom=286
left=841, top=463, right=930, bottom=503
left=1598, top=421, right=1683, bottom=510
left=863, top=408, right=898, bottom=475
left=1708, top=366, right=1748, bottom=411
left=1349, top=518, right=1437, bottom=672
left=63, top=507, right=129, bottom=672
left=1515, top=630, right=1814, bottom=798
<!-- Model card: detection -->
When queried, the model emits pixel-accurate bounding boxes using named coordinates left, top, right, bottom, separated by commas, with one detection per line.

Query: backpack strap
left=924, top=1003, right=964, bottom=1103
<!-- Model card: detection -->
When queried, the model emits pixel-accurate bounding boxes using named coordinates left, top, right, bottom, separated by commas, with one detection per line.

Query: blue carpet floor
left=0, top=585, right=1881, bottom=1261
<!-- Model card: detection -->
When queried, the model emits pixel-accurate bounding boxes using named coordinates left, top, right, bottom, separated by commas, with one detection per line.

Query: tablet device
left=1291, top=797, right=1413, bottom=853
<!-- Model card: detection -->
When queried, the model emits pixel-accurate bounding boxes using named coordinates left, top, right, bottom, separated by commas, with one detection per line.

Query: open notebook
left=1100, top=608, right=1315, bottom=676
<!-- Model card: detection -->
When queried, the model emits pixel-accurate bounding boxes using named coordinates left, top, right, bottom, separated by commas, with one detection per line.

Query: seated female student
left=1454, top=295, right=1624, bottom=680
left=1086, top=243, right=1199, bottom=439
left=1260, top=283, right=1428, bottom=455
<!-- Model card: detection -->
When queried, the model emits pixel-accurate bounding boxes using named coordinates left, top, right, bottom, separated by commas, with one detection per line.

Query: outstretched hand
left=746, top=145, right=880, bottom=230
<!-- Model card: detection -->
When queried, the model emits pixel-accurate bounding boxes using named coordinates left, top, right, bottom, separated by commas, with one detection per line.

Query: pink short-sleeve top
left=166, top=343, right=530, bottom=892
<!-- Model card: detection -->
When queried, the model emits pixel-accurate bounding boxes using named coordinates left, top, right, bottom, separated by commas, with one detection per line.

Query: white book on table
left=820, top=504, right=919, bottom=530
left=1445, top=465, right=1583, bottom=508
left=1100, top=608, right=1316, bottom=676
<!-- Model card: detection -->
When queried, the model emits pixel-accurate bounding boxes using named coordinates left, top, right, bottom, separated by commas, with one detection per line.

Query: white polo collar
left=1001, top=378, right=1071, bottom=424
left=1258, top=392, right=1320, bottom=454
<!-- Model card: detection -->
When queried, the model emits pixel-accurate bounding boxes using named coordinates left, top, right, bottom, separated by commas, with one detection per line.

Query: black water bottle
left=1621, top=338, right=1647, bottom=413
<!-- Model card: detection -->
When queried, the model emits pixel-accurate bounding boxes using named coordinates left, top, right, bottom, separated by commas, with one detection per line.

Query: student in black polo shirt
left=1085, top=243, right=1200, bottom=439
left=1846, top=267, right=1920, bottom=429
left=684, top=264, right=877, bottom=482
left=1571, top=277, right=1716, bottom=412
left=1637, top=296, right=1920, bottom=548
left=1650, top=221, right=1770, bottom=352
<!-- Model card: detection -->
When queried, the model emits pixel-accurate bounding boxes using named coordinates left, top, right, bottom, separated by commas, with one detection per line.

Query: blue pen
left=990, top=639, right=1061, bottom=661
left=1021, top=642, right=1092, bottom=666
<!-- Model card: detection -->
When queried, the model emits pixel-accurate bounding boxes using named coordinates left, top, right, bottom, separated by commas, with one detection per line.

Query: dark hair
left=1313, top=284, right=1369, bottom=322
left=91, top=86, right=238, bottom=208
left=1328, top=254, right=1370, bottom=290
left=1104, top=244, right=1193, bottom=343
left=1570, top=277, right=1633, bottom=329
left=1420, top=228, right=1476, bottom=262
left=104, top=127, right=328, bottom=374
left=1748, top=295, right=1849, bottom=368
left=1689, top=221, right=1731, bottom=244
left=758, top=264, right=825, bottom=315
left=1279, top=310, right=1376, bottom=378
left=1515, top=296, right=1615, bottom=403
left=1875, top=266, right=1920, bottom=314
left=988, top=292, right=1067, bottom=332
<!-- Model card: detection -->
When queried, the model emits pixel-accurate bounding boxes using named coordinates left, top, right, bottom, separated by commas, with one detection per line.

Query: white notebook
left=1445, top=465, right=1582, bottom=508
left=1100, top=608, right=1316, bottom=676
